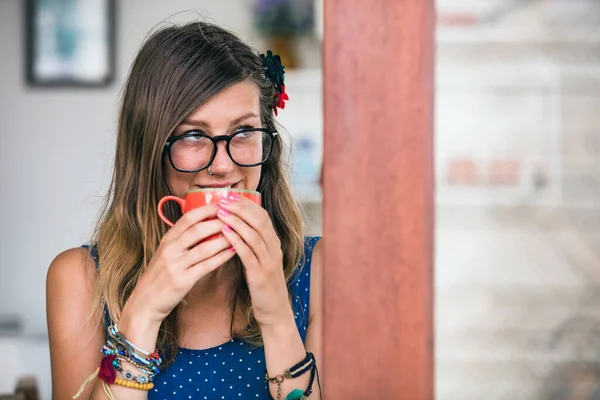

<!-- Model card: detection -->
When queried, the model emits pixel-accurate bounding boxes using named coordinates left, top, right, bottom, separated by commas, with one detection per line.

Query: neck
left=177, top=259, right=246, bottom=348
left=186, top=258, right=239, bottom=305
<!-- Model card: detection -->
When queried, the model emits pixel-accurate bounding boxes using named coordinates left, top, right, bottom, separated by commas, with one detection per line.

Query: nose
left=208, top=141, right=234, bottom=175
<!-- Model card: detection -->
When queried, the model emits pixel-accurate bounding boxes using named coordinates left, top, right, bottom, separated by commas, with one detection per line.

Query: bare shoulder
left=47, top=247, right=99, bottom=311
left=47, top=246, right=104, bottom=399
left=47, top=247, right=97, bottom=288
left=46, top=246, right=100, bottom=341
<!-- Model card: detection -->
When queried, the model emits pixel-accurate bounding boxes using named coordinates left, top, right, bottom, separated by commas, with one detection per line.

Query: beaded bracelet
left=110, top=354, right=154, bottom=384
left=265, top=353, right=316, bottom=400
left=109, top=324, right=162, bottom=362
left=113, top=378, right=154, bottom=391
left=114, top=353, right=154, bottom=376
left=107, top=325, right=162, bottom=370
left=120, top=367, right=153, bottom=385
left=104, top=349, right=158, bottom=377
left=103, top=340, right=157, bottom=377
left=104, top=325, right=162, bottom=376
left=112, top=324, right=154, bottom=356
left=73, top=328, right=163, bottom=400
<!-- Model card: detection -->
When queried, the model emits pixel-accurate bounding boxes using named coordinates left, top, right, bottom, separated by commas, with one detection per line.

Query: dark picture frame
left=25, top=0, right=116, bottom=88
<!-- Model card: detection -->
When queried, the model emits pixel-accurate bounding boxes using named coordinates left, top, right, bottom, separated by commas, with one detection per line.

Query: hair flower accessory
left=260, top=50, right=289, bottom=115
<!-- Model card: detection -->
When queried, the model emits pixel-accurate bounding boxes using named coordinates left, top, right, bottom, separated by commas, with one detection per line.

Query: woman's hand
left=126, top=204, right=236, bottom=325
left=216, top=194, right=292, bottom=327
left=216, top=194, right=314, bottom=399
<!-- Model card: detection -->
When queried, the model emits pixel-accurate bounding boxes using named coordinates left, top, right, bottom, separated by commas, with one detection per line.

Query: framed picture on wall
left=25, top=0, right=116, bottom=87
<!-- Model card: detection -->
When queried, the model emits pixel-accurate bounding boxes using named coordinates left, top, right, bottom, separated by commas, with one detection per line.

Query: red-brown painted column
left=322, top=0, right=435, bottom=398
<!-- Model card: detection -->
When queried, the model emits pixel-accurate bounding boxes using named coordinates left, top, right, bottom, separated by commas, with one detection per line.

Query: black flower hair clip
left=260, top=50, right=289, bottom=115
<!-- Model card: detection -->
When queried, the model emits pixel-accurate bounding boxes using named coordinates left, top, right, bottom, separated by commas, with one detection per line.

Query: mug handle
left=158, top=196, right=185, bottom=227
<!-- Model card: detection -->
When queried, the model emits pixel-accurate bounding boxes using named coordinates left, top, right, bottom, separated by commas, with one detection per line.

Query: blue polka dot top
left=84, top=236, right=320, bottom=400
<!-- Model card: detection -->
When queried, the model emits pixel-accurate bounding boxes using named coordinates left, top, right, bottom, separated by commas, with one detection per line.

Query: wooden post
left=322, top=0, right=435, bottom=398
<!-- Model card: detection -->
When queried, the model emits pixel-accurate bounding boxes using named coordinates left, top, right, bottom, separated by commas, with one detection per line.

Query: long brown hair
left=91, top=21, right=305, bottom=366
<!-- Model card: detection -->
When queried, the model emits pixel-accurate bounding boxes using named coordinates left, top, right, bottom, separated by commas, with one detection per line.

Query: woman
left=46, top=21, right=322, bottom=400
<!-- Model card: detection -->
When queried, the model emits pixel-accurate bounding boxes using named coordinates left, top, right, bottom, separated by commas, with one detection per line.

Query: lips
left=197, top=181, right=240, bottom=189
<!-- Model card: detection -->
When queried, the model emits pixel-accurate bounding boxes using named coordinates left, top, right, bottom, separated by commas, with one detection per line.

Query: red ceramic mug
left=158, top=188, right=262, bottom=241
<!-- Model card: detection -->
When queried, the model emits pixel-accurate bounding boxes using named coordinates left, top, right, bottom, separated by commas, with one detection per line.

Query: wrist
left=118, top=299, right=162, bottom=353
left=259, top=307, right=297, bottom=338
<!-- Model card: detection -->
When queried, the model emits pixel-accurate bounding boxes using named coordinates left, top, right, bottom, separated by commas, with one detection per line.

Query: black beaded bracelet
left=265, top=352, right=316, bottom=400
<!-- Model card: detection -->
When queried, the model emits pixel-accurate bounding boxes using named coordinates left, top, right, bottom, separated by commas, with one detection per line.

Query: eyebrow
left=181, top=112, right=260, bottom=128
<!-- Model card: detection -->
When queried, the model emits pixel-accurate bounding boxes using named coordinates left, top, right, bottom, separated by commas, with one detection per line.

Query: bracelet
left=107, top=325, right=162, bottom=367
left=117, top=357, right=154, bottom=377
left=103, top=325, right=162, bottom=377
left=73, top=327, right=162, bottom=400
left=112, top=324, right=153, bottom=356
left=103, top=340, right=157, bottom=377
left=113, top=378, right=154, bottom=391
left=102, top=344, right=159, bottom=377
left=266, top=353, right=316, bottom=400
left=119, top=367, right=153, bottom=385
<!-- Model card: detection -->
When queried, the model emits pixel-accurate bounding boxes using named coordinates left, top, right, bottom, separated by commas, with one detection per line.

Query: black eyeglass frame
left=164, top=127, right=279, bottom=173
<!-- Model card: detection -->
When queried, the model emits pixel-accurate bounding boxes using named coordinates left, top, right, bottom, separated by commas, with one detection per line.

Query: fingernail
left=229, top=246, right=236, bottom=252
left=228, top=194, right=240, bottom=201
left=223, top=225, right=233, bottom=232
left=218, top=209, right=230, bottom=217
left=219, top=198, right=231, bottom=205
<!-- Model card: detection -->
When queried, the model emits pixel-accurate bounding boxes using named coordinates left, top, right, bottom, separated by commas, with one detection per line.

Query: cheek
left=164, top=164, right=195, bottom=196
left=245, top=166, right=262, bottom=190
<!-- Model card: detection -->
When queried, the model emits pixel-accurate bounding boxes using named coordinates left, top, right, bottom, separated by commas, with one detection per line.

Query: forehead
left=184, top=80, right=261, bottom=126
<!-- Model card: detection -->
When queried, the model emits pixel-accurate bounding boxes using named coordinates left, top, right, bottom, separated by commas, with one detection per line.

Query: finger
left=163, top=204, right=219, bottom=241
left=188, top=246, right=237, bottom=281
left=219, top=195, right=279, bottom=250
left=179, top=236, right=231, bottom=268
left=176, top=218, right=226, bottom=250
left=217, top=208, right=270, bottom=264
left=221, top=223, right=261, bottom=273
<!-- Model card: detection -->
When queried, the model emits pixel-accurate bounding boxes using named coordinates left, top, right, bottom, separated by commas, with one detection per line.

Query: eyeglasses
left=164, top=127, right=278, bottom=173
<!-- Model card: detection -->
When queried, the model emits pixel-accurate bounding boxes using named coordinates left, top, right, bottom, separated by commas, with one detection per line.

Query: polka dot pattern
left=85, top=236, right=321, bottom=399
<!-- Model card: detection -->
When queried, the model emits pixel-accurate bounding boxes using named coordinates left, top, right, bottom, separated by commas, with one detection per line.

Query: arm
left=47, top=247, right=105, bottom=400
left=262, top=238, right=323, bottom=399
left=261, top=308, right=311, bottom=399
left=47, top=205, right=235, bottom=399
left=47, top=248, right=158, bottom=400
left=217, top=196, right=322, bottom=399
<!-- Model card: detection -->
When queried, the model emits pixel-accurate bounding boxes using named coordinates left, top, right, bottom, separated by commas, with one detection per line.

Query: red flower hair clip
left=274, top=85, right=289, bottom=115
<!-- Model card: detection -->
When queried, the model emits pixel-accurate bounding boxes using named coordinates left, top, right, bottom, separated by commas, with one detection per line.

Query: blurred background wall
left=436, top=1, right=600, bottom=399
